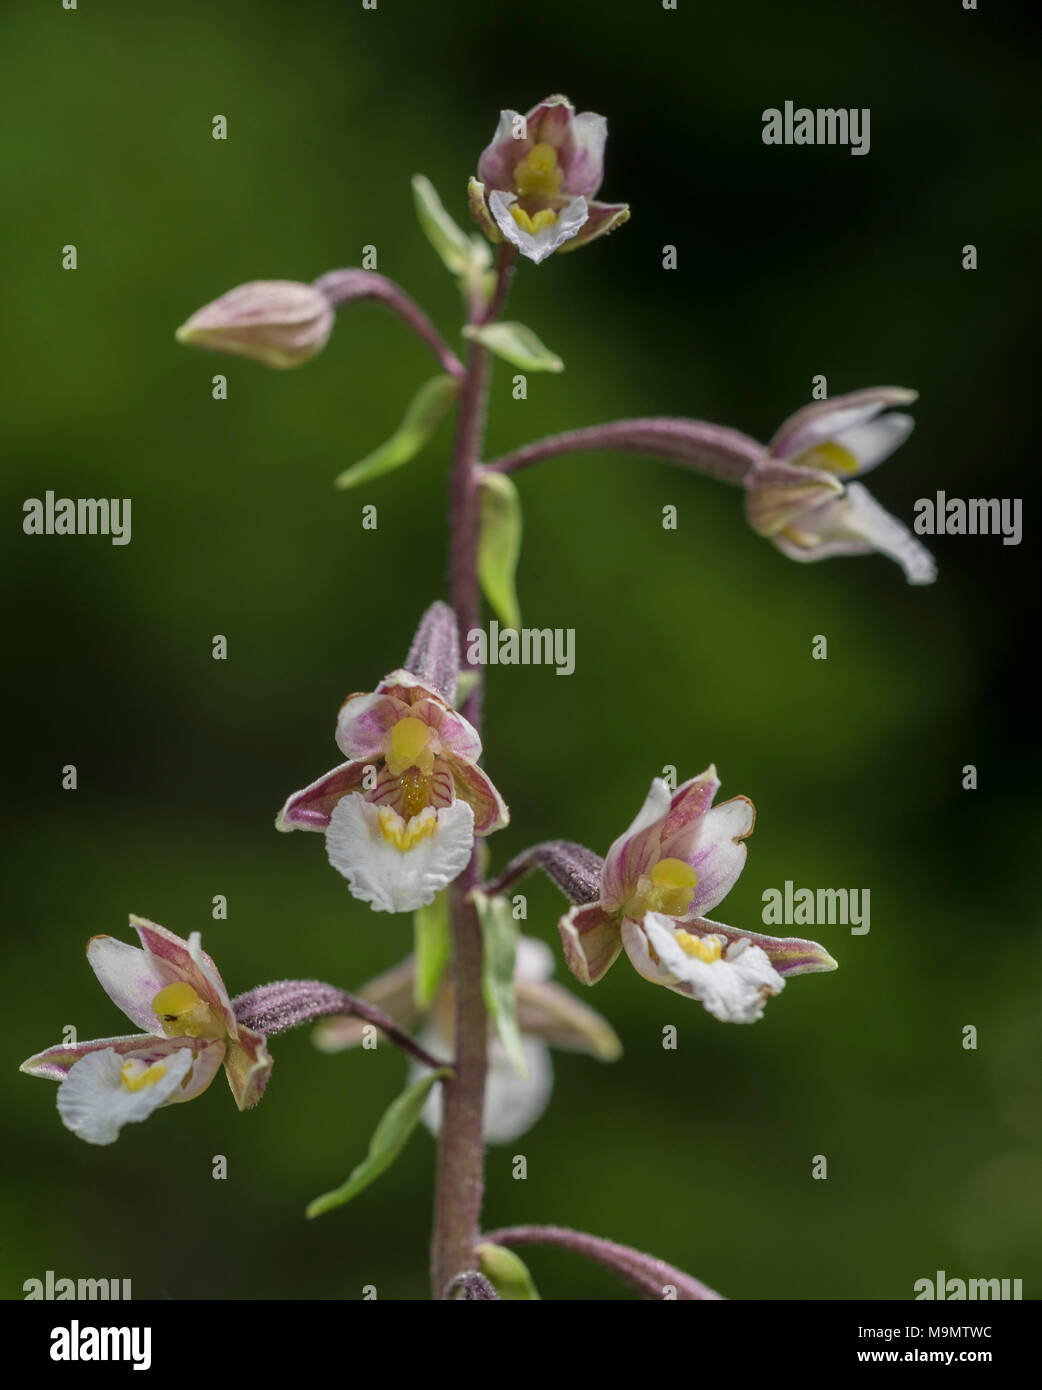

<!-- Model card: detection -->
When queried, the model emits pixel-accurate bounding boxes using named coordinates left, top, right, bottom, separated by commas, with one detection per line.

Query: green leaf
left=414, top=890, right=450, bottom=1009
left=461, top=321, right=564, bottom=373
left=306, top=1069, right=450, bottom=1218
left=412, top=174, right=491, bottom=280
left=477, top=471, right=523, bottom=631
left=472, top=891, right=528, bottom=1079
left=334, top=374, right=458, bottom=490
left=477, top=1243, right=541, bottom=1300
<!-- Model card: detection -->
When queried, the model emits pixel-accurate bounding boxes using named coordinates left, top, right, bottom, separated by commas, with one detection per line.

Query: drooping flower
left=313, top=937, right=621, bottom=1143
left=175, top=280, right=335, bottom=368
left=468, top=94, right=630, bottom=265
left=277, top=603, right=508, bottom=913
left=554, top=769, right=837, bottom=1023
left=745, top=387, right=936, bottom=584
left=20, top=918, right=272, bottom=1144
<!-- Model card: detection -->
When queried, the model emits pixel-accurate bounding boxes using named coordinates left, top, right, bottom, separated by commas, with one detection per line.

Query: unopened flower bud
left=176, top=279, right=334, bottom=369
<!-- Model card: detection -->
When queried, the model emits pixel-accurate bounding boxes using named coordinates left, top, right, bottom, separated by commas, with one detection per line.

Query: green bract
left=473, top=891, right=528, bottom=1080
left=477, top=471, right=523, bottom=631
left=334, top=374, right=459, bottom=490
left=462, top=321, right=564, bottom=373
left=306, top=1069, right=452, bottom=1218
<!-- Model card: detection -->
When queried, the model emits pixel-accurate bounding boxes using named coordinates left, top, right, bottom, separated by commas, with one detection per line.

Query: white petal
left=642, top=914, right=784, bottom=1024
left=834, top=413, right=915, bottom=474
left=487, top=191, right=589, bottom=264
left=565, top=111, right=608, bottom=198
left=57, top=1046, right=195, bottom=1145
left=783, top=481, right=937, bottom=585
left=86, top=936, right=178, bottom=1033
left=615, top=777, right=672, bottom=849
left=415, top=1034, right=554, bottom=1145
left=514, top=935, right=555, bottom=984
left=779, top=402, right=886, bottom=460
left=325, top=794, right=474, bottom=913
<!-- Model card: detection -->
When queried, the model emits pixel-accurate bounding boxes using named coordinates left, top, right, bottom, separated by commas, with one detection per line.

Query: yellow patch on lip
left=120, top=1057, right=168, bottom=1092
left=377, top=805, right=438, bottom=852
left=513, top=142, right=563, bottom=198
left=674, top=929, right=723, bottom=964
left=793, top=439, right=860, bottom=475
left=152, top=981, right=219, bottom=1039
left=509, top=205, right=558, bottom=236
left=385, top=715, right=435, bottom=777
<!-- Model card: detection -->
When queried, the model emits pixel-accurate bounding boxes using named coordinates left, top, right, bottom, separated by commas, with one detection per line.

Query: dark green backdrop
left=2, top=0, right=1039, bottom=1300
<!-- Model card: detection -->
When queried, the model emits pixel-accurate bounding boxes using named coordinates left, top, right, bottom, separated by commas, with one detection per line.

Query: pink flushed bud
left=176, top=280, right=334, bottom=368
left=469, top=94, right=629, bottom=264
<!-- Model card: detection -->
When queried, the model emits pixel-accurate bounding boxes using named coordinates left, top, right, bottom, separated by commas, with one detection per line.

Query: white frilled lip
left=43, top=1036, right=227, bottom=1145
left=628, top=914, right=785, bottom=1024
left=487, top=191, right=589, bottom=264
left=56, top=1044, right=200, bottom=1146
left=599, top=768, right=755, bottom=919
left=325, top=795, right=475, bottom=914
left=771, top=480, right=938, bottom=585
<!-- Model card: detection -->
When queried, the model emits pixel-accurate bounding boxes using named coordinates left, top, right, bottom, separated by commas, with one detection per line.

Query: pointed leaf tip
left=334, top=374, right=459, bottom=490
left=306, top=1068, right=450, bottom=1218
left=462, top=321, right=564, bottom=373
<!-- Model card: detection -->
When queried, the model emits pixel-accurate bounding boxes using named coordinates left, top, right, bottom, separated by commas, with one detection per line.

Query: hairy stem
left=231, top=981, right=448, bottom=1072
left=430, top=245, right=516, bottom=1299
left=481, top=1225, right=725, bottom=1301
left=482, top=416, right=763, bottom=483
left=313, top=269, right=467, bottom=380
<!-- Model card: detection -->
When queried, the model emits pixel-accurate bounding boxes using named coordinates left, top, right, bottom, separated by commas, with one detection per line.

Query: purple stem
left=231, top=980, right=448, bottom=1073
left=313, top=269, right=467, bottom=381
left=481, top=1225, right=725, bottom=1301
left=482, top=417, right=763, bottom=483
left=446, top=1271, right=500, bottom=1301
left=430, top=243, right=517, bottom=1300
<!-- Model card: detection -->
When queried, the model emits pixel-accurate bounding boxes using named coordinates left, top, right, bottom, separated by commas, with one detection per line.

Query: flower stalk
left=481, top=1224, right=724, bottom=1301
left=231, top=981, right=449, bottom=1072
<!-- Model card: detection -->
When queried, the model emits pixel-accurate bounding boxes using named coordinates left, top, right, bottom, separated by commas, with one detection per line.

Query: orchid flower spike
left=20, top=918, right=272, bottom=1144
left=313, top=938, right=620, bottom=1143
left=277, top=602, right=508, bottom=913
left=469, top=94, right=630, bottom=265
left=745, top=387, right=936, bottom=584
left=558, top=769, right=837, bottom=1023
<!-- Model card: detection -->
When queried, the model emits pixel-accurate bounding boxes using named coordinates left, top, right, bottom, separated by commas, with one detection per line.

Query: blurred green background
left=2, top=0, right=1040, bottom=1301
